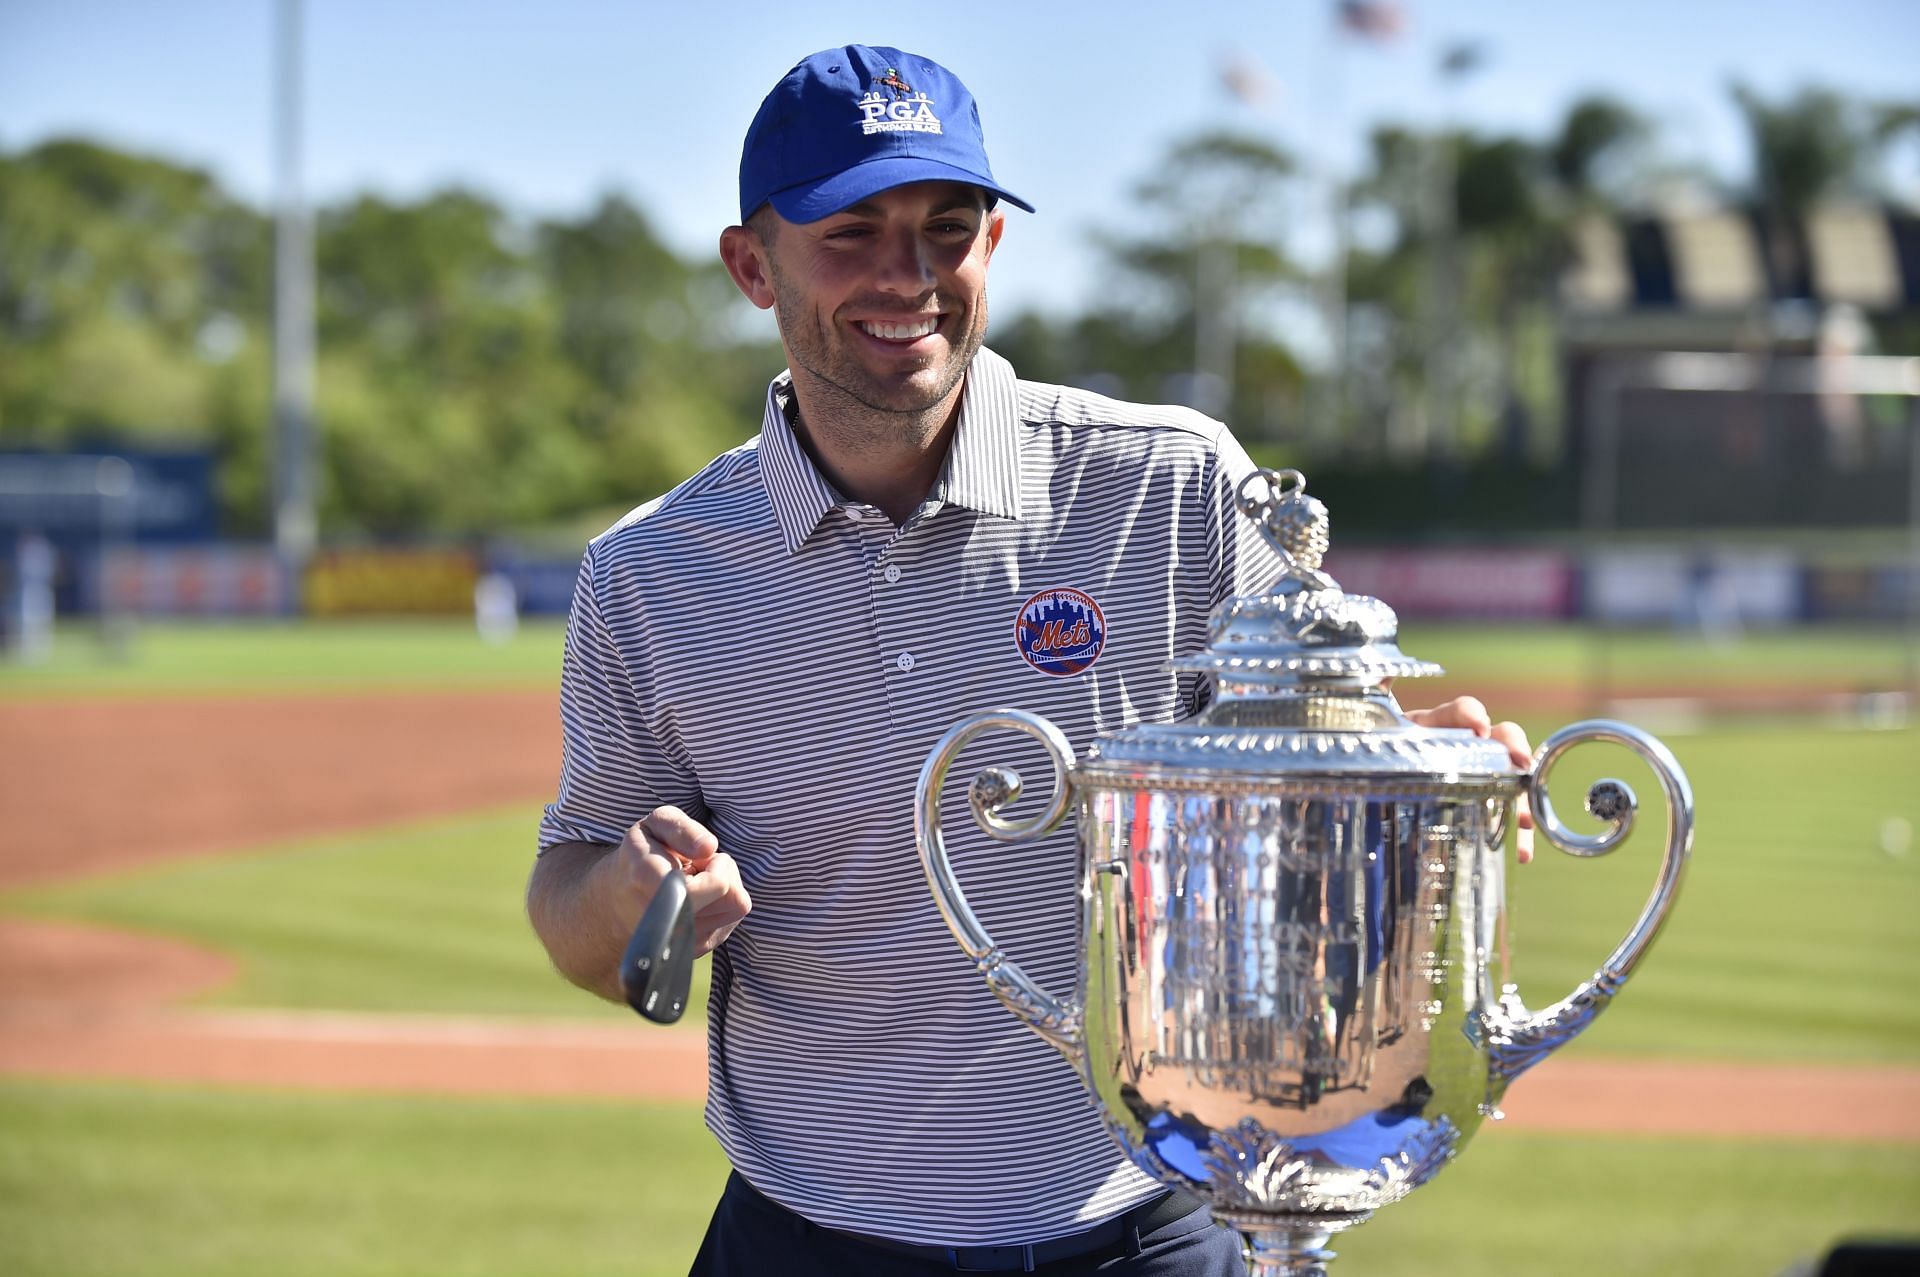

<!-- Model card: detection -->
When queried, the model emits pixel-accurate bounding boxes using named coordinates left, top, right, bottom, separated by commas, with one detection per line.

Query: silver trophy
left=915, top=469, right=1693, bottom=1275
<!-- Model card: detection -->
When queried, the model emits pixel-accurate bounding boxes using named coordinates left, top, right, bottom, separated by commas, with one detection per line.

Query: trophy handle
left=914, top=709, right=1084, bottom=1059
left=1486, top=719, right=1695, bottom=1083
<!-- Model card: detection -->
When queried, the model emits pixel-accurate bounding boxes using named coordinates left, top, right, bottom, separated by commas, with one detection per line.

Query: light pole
left=1423, top=40, right=1486, bottom=461
left=272, top=0, right=317, bottom=577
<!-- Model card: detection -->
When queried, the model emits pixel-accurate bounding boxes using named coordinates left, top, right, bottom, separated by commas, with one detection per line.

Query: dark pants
left=690, top=1172, right=1245, bottom=1276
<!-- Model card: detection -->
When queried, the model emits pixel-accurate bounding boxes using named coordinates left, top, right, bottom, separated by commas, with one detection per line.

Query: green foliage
left=6, top=75, right=1917, bottom=528
left=1730, top=82, right=1878, bottom=218
left=0, top=139, right=777, bottom=537
left=1548, top=95, right=1650, bottom=203
left=1343, top=78, right=1917, bottom=463
left=0, top=140, right=269, bottom=455
left=995, top=129, right=1308, bottom=439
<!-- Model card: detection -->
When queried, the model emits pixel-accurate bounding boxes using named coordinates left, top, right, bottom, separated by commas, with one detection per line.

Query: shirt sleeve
left=537, top=540, right=705, bottom=852
left=1206, top=422, right=1288, bottom=609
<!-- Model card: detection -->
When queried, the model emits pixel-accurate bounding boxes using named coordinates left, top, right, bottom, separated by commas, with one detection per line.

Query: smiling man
left=526, top=43, right=1527, bottom=1277
left=718, top=177, right=1000, bottom=524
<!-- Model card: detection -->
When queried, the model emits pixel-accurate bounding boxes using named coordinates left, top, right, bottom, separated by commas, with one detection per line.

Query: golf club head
left=620, top=866, right=695, bottom=1024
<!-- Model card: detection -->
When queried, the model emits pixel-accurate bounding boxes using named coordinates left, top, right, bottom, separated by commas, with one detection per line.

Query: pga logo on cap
left=857, top=66, right=944, bottom=136
left=1014, top=587, right=1107, bottom=677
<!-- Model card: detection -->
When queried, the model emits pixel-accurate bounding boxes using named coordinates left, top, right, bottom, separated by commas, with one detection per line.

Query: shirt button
left=844, top=508, right=864, bottom=522
left=883, top=563, right=902, bottom=584
left=895, top=652, right=915, bottom=672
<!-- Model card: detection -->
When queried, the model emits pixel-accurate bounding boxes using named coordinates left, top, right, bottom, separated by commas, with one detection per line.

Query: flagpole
left=1328, top=1, right=1408, bottom=456
left=272, top=0, right=317, bottom=577
left=1317, top=7, right=1350, bottom=458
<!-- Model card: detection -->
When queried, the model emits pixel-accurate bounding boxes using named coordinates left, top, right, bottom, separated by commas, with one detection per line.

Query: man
left=527, top=44, right=1529, bottom=1276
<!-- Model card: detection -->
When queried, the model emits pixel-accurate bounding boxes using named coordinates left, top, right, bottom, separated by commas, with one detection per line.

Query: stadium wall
left=31, top=542, right=1911, bottom=627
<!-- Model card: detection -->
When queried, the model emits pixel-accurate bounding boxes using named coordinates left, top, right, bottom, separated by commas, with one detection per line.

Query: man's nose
left=872, top=227, right=935, bottom=294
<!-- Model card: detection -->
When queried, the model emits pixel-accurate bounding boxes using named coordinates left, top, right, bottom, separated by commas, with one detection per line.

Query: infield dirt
left=0, top=689, right=557, bottom=888
left=2, top=687, right=1916, bottom=1143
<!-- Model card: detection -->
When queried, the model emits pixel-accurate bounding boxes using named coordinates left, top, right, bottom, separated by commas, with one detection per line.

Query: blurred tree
left=1071, top=130, right=1308, bottom=439
left=537, top=194, right=768, bottom=515
left=7, top=80, right=1906, bottom=541
left=1732, top=83, right=1875, bottom=219
left=1549, top=95, right=1650, bottom=208
left=0, top=138, right=774, bottom=536
left=543, top=194, right=685, bottom=399
left=1345, top=96, right=1654, bottom=463
left=1728, top=84, right=1920, bottom=320
left=318, top=189, right=526, bottom=371
left=0, top=139, right=269, bottom=450
left=1875, top=102, right=1920, bottom=168
left=316, top=188, right=564, bottom=532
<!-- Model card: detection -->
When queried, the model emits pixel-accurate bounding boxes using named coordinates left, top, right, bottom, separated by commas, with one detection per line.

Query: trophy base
left=1214, top=1211, right=1372, bottom=1276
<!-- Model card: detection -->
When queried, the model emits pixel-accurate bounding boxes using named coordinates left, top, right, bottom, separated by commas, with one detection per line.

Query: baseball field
left=1, top=619, right=1916, bottom=1276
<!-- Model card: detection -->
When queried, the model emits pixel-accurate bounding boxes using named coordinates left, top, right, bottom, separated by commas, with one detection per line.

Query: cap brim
left=766, top=155, right=1034, bottom=223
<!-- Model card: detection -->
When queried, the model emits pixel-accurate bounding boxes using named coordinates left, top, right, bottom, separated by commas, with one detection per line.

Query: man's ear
left=984, top=206, right=1006, bottom=260
left=719, top=225, right=776, bottom=311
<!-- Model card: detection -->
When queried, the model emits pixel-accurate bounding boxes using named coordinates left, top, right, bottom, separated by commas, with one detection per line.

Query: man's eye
left=826, top=226, right=872, bottom=240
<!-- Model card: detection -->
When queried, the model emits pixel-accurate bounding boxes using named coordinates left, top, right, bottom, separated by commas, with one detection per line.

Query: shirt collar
left=931, top=346, right=1024, bottom=524
left=756, top=374, right=840, bottom=555
left=757, top=347, right=1026, bottom=555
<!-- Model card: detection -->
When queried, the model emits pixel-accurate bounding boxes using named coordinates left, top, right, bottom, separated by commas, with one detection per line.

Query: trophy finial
left=1192, top=466, right=1444, bottom=696
left=1236, top=468, right=1330, bottom=577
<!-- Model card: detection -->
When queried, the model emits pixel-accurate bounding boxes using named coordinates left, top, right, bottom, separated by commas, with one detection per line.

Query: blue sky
left=3, top=1, right=1916, bottom=320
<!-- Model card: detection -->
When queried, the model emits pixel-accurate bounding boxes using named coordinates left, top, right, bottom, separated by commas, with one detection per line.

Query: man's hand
left=1404, top=696, right=1535, bottom=862
left=529, top=808, right=752, bottom=1003
left=607, top=806, right=752, bottom=955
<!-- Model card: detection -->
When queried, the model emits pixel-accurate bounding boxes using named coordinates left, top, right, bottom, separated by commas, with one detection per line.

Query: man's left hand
left=1405, top=696, right=1534, bottom=862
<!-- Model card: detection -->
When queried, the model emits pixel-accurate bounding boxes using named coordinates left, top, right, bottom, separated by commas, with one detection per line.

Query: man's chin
left=846, top=366, right=961, bottom=415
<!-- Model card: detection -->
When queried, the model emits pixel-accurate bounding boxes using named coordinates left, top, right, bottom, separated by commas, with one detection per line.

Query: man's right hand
left=527, top=809, right=753, bottom=1003
left=608, top=806, right=752, bottom=955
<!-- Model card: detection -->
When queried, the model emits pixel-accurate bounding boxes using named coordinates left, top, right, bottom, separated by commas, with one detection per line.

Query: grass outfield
left=6, top=722, right=1916, bottom=1063
left=0, top=619, right=568, bottom=697
left=1, top=618, right=1912, bottom=698
left=0, top=1080, right=724, bottom=1277
left=5, top=804, right=704, bottom=1023
left=0, top=1079, right=1913, bottom=1277
left=1410, top=621, right=1916, bottom=692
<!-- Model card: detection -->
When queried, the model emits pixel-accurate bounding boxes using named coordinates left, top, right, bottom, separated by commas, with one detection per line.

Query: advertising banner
left=1804, top=562, right=1919, bottom=622
left=1322, top=548, right=1575, bottom=620
left=0, top=449, right=218, bottom=543
left=99, top=545, right=289, bottom=616
left=1585, top=549, right=1802, bottom=627
left=487, top=555, right=582, bottom=618
left=303, top=548, right=478, bottom=616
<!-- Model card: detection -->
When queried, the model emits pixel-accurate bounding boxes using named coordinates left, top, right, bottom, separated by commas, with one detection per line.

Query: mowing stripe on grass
left=1, top=1078, right=1913, bottom=1277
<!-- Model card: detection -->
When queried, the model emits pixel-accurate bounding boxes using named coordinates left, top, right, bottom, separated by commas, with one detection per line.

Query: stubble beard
left=768, top=256, right=987, bottom=450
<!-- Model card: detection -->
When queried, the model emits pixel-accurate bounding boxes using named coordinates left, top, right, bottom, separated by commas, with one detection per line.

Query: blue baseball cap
left=739, top=45, right=1034, bottom=224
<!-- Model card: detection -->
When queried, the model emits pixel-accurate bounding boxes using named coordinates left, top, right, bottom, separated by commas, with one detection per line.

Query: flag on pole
left=1336, top=1, right=1404, bottom=41
left=1218, top=54, right=1277, bottom=106
left=1439, top=41, right=1486, bottom=79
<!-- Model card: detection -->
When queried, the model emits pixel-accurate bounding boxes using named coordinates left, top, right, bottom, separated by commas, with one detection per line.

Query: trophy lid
left=1086, top=468, right=1517, bottom=784
left=1170, top=468, right=1444, bottom=697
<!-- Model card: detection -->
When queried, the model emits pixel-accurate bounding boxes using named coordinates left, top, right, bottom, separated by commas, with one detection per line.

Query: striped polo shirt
left=539, top=346, right=1281, bottom=1247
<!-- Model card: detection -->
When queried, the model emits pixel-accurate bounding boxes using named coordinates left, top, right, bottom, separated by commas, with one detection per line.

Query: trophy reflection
left=916, top=470, right=1693, bottom=1275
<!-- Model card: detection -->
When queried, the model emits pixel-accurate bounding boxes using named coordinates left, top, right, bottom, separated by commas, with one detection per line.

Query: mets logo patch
left=1014, top=587, right=1107, bottom=677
